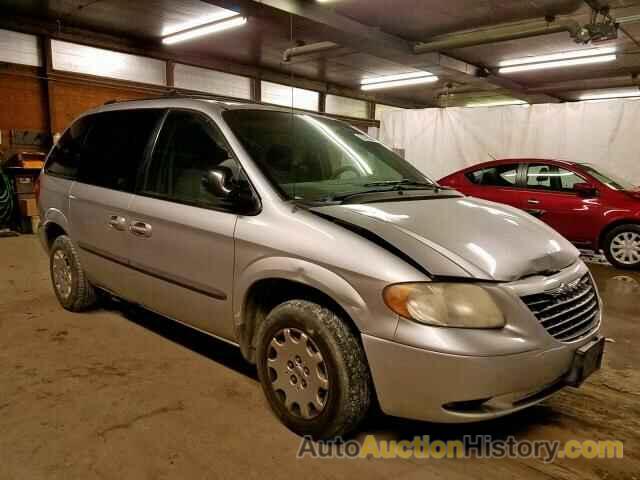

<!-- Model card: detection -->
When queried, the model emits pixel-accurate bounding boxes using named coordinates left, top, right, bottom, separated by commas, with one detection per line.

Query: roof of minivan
left=91, top=96, right=317, bottom=116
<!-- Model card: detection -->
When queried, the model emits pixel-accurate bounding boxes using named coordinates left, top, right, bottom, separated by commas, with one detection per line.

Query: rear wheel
left=603, top=224, right=640, bottom=270
left=50, top=235, right=98, bottom=311
left=256, top=300, right=372, bottom=439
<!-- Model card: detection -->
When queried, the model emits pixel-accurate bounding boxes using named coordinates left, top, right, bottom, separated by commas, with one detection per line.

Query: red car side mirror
left=574, top=182, right=598, bottom=198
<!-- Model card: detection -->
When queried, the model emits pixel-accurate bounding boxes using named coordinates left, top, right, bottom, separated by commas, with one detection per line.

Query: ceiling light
left=616, top=14, right=640, bottom=25
left=465, top=99, right=529, bottom=108
left=579, top=88, right=640, bottom=101
left=499, top=47, right=616, bottom=67
left=162, top=16, right=247, bottom=45
left=499, top=54, right=616, bottom=74
left=361, top=76, right=438, bottom=91
left=161, top=10, right=239, bottom=36
left=361, top=71, right=434, bottom=85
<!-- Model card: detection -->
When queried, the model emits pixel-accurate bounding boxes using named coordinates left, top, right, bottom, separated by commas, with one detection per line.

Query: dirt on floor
left=1, top=235, right=639, bottom=479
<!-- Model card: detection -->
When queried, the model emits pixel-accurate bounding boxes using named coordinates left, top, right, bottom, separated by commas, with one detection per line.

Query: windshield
left=582, top=164, right=636, bottom=191
left=223, top=109, right=436, bottom=202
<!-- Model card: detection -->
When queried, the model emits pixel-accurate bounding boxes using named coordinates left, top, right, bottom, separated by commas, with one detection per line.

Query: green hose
left=0, top=166, right=14, bottom=227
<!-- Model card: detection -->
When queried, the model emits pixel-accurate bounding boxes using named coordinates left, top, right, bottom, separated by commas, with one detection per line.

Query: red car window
left=525, top=164, right=585, bottom=192
left=466, top=164, right=519, bottom=187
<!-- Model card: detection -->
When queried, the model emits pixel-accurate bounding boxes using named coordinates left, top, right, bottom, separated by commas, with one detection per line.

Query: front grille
left=521, top=274, right=600, bottom=342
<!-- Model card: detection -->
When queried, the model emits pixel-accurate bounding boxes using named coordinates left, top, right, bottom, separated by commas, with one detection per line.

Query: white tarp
left=379, top=98, right=640, bottom=184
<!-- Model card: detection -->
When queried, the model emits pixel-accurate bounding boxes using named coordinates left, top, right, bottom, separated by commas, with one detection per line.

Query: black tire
left=603, top=224, right=640, bottom=270
left=50, top=235, right=98, bottom=311
left=256, top=300, right=372, bottom=439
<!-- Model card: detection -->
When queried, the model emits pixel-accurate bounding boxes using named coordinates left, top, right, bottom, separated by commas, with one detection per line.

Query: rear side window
left=78, top=109, right=163, bottom=192
left=466, top=165, right=519, bottom=187
left=45, top=117, right=92, bottom=179
left=525, top=164, right=585, bottom=191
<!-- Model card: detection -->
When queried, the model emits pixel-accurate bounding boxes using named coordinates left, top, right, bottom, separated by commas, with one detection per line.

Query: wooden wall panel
left=49, top=81, right=152, bottom=133
left=0, top=73, right=48, bottom=131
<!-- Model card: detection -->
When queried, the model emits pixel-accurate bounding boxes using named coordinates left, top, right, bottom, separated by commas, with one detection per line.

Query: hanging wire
left=288, top=13, right=298, bottom=204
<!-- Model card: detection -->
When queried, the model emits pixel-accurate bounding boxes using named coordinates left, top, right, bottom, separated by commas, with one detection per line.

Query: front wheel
left=256, top=300, right=372, bottom=439
left=603, top=224, right=640, bottom=270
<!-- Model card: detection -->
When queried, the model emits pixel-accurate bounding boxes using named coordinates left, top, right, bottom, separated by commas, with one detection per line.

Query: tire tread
left=50, top=235, right=98, bottom=311
left=258, top=299, right=371, bottom=439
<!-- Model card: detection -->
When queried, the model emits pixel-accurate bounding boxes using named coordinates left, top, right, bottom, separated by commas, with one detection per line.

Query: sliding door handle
left=129, top=221, right=152, bottom=238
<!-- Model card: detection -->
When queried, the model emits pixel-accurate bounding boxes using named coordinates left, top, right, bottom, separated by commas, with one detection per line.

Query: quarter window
left=45, top=116, right=92, bottom=179
left=78, top=109, right=163, bottom=192
left=525, top=164, right=584, bottom=192
left=466, top=165, right=519, bottom=187
left=142, top=110, right=244, bottom=210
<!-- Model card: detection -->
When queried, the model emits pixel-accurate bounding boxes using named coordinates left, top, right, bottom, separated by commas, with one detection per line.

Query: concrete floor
left=1, top=236, right=639, bottom=479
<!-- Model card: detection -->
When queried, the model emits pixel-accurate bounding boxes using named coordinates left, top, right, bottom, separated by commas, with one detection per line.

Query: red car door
left=464, top=163, right=525, bottom=210
left=520, top=163, right=600, bottom=245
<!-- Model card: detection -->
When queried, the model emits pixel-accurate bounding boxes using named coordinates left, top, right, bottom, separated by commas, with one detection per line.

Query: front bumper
left=362, top=332, right=599, bottom=423
left=362, top=259, right=602, bottom=423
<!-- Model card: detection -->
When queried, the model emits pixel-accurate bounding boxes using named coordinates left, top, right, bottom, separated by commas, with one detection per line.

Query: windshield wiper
left=314, top=179, right=443, bottom=204
left=318, top=184, right=442, bottom=204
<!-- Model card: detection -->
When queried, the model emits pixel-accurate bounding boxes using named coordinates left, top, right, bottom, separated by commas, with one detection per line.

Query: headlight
left=383, top=283, right=505, bottom=329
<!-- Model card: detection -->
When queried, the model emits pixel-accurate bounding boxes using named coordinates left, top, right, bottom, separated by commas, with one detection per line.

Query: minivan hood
left=312, top=196, right=579, bottom=282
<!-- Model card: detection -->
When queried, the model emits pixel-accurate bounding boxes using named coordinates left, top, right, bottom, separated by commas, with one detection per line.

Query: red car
left=439, top=159, right=640, bottom=270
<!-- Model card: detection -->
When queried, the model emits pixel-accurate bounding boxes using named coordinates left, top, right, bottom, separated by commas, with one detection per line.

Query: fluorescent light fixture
left=499, top=54, right=616, bottom=74
left=161, top=10, right=239, bottom=36
left=616, top=14, right=640, bottom=24
left=361, top=71, right=434, bottom=85
left=579, top=88, right=640, bottom=101
left=162, top=16, right=247, bottom=45
left=361, top=76, right=438, bottom=91
left=499, top=47, right=616, bottom=67
left=465, top=99, right=529, bottom=108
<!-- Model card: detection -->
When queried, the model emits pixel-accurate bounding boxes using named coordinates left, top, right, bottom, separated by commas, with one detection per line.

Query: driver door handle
left=108, top=215, right=127, bottom=231
left=527, top=199, right=541, bottom=205
left=129, top=221, right=152, bottom=238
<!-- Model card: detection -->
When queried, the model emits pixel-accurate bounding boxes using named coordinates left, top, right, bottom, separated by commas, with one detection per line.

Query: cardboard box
left=19, top=198, right=38, bottom=217
left=17, top=192, right=36, bottom=201
left=21, top=160, right=45, bottom=170
left=15, top=175, right=35, bottom=194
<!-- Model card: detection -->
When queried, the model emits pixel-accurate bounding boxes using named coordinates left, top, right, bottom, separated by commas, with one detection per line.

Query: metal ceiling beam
left=0, top=13, right=424, bottom=110
left=413, top=18, right=583, bottom=54
left=203, top=0, right=561, bottom=104
left=527, top=72, right=640, bottom=93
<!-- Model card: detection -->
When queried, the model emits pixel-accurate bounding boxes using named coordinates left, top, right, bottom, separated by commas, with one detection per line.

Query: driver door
left=127, top=109, right=241, bottom=340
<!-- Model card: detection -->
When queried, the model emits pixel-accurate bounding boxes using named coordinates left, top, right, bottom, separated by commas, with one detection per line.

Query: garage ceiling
left=1, top=0, right=640, bottom=107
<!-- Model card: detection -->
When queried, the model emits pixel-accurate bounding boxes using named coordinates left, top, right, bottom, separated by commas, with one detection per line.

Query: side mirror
left=202, top=166, right=260, bottom=214
left=574, top=182, right=598, bottom=198
left=202, top=166, right=234, bottom=198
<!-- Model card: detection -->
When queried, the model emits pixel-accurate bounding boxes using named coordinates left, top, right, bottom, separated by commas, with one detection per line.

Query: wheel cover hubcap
left=611, top=232, right=640, bottom=265
left=267, top=328, right=329, bottom=419
left=52, top=250, right=73, bottom=299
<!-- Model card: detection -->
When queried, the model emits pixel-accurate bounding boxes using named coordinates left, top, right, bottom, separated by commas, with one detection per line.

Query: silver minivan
left=39, top=97, right=604, bottom=439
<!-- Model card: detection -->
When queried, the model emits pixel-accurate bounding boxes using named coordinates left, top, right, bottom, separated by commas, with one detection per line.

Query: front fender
left=234, top=256, right=370, bottom=332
